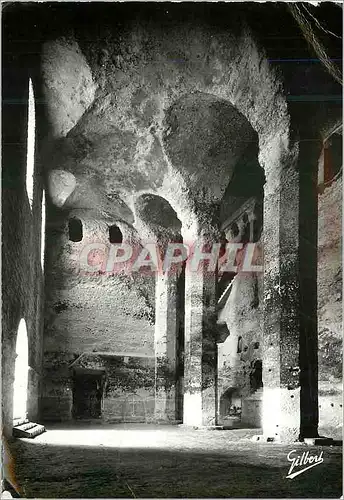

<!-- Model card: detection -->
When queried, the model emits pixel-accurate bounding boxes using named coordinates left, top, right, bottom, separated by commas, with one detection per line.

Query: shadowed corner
left=1, top=436, right=20, bottom=498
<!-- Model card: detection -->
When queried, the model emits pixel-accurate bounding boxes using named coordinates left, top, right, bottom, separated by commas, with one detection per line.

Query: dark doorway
left=219, top=387, right=242, bottom=420
left=250, top=360, right=263, bottom=393
left=73, top=370, right=104, bottom=419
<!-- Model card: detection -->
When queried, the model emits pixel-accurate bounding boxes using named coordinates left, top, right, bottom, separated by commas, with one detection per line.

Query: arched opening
left=163, top=94, right=265, bottom=426
left=219, top=387, right=242, bottom=424
left=13, top=319, right=29, bottom=420
left=109, top=224, right=123, bottom=244
left=134, top=193, right=184, bottom=422
left=134, top=194, right=182, bottom=239
left=26, top=78, right=35, bottom=209
left=163, top=92, right=260, bottom=203
left=237, top=336, right=243, bottom=354
left=68, top=217, right=83, bottom=242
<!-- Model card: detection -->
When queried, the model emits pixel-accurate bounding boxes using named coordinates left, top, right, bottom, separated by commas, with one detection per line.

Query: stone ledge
left=251, top=435, right=343, bottom=445
left=152, top=420, right=183, bottom=426
left=179, top=424, right=242, bottom=431
left=304, top=437, right=342, bottom=446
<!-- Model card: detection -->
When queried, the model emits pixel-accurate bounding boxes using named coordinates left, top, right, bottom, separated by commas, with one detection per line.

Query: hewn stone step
left=12, top=417, right=29, bottom=427
left=14, top=421, right=37, bottom=432
left=13, top=422, right=46, bottom=439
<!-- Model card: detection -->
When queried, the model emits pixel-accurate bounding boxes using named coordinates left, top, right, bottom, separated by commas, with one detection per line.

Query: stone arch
left=40, top=20, right=292, bottom=241
left=133, top=193, right=186, bottom=423
left=163, top=92, right=260, bottom=206
left=134, top=192, right=183, bottom=243
left=219, top=386, right=242, bottom=422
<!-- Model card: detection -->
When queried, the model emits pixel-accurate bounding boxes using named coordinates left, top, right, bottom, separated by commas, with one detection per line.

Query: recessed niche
left=250, top=360, right=263, bottom=392
left=68, top=218, right=83, bottom=242
left=109, top=224, right=123, bottom=244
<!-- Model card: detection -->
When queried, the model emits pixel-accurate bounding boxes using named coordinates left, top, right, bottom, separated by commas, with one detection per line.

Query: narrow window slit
left=69, top=218, right=83, bottom=242
left=109, top=225, right=123, bottom=244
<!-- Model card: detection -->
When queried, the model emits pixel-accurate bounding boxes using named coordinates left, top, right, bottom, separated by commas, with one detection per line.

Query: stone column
left=154, top=271, right=178, bottom=422
left=261, top=136, right=320, bottom=442
left=183, top=239, right=218, bottom=427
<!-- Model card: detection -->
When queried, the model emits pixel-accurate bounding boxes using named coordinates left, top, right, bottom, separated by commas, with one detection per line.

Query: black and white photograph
left=1, top=1, right=343, bottom=498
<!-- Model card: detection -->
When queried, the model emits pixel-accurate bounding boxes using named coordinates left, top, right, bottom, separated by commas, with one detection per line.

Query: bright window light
left=13, top=319, right=29, bottom=420
left=41, top=190, right=46, bottom=269
left=26, top=78, right=35, bottom=209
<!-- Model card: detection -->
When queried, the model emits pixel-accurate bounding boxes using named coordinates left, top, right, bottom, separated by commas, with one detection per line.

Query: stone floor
left=4, top=423, right=342, bottom=498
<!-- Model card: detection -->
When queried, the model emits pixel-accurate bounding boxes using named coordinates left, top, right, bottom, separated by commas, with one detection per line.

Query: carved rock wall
left=318, top=176, right=342, bottom=438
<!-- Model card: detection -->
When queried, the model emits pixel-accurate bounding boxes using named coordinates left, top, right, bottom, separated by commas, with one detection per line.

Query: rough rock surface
left=317, top=177, right=342, bottom=437
left=41, top=37, right=97, bottom=138
left=218, top=272, right=263, bottom=427
left=41, top=16, right=290, bottom=236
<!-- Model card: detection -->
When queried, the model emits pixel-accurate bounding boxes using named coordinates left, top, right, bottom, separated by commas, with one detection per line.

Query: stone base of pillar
left=178, top=424, right=224, bottom=430
left=250, top=435, right=340, bottom=446
left=153, top=420, right=182, bottom=425
left=183, top=391, right=217, bottom=427
left=303, top=437, right=341, bottom=446
left=154, top=389, right=177, bottom=423
left=262, top=387, right=300, bottom=443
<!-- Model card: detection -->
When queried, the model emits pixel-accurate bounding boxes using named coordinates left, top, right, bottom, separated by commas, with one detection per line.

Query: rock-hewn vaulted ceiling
left=38, top=3, right=341, bottom=237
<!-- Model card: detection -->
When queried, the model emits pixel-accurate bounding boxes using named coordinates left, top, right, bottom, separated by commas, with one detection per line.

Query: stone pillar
left=183, top=244, right=218, bottom=427
left=298, top=141, right=320, bottom=440
left=154, top=271, right=178, bottom=422
left=261, top=137, right=320, bottom=442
